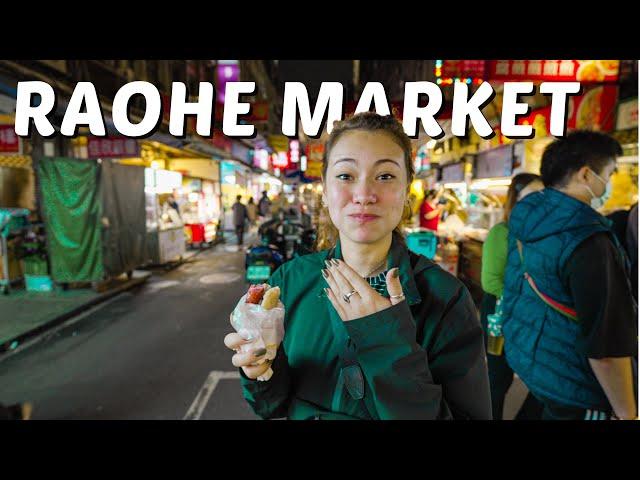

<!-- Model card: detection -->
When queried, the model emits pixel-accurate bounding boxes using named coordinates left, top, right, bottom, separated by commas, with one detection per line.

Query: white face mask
left=584, top=169, right=611, bottom=210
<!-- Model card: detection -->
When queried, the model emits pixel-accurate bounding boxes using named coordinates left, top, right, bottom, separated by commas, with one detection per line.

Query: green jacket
left=240, top=233, right=491, bottom=420
left=481, top=222, right=509, bottom=298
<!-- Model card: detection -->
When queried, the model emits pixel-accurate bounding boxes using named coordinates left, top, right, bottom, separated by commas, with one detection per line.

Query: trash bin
left=406, top=230, right=438, bottom=259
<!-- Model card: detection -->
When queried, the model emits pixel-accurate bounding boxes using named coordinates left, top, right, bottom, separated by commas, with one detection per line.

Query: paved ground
left=0, top=233, right=529, bottom=420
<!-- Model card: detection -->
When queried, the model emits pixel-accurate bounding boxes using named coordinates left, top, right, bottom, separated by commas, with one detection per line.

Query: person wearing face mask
left=224, top=112, right=491, bottom=420
left=502, top=131, right=638, bottom=421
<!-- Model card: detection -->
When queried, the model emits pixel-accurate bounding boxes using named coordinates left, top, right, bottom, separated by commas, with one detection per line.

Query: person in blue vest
left=502, top=130, right=638, bottom=421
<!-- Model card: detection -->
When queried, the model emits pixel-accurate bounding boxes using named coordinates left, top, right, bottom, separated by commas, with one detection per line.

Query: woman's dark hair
left=540, top=130, right=622, bottom=188
left=425, top=189, right=438, bottom=201
left=316, top=112, right=415, bottom=250
left=504, top=173, right=541, bottom=221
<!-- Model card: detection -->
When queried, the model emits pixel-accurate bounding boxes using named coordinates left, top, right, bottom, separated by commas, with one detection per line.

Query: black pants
left=536, top=396, right=612, bottom=420
left=480, top=293, right=544, bottom=420
left=235, top=226, right=245, bottom=246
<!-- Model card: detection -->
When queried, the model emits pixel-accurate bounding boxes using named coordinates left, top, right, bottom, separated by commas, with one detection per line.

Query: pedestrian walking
left=232, top=195, right=249, bottom=247
left=502, top=131, right=638, bottom=421
left=258, top=191, right=271, bottom=219
left=480, top=173, right=544, bottom=420
left=246, top=197, right=258, bottom=230
left=224, top=112, right=491, bottom=420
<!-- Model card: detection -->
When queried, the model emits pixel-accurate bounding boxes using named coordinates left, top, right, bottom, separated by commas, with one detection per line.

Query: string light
left=434, top=59, right=484, bottom=86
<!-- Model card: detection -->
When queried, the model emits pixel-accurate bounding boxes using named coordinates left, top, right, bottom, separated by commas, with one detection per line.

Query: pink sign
left=87, top=137, right=140, bottom=158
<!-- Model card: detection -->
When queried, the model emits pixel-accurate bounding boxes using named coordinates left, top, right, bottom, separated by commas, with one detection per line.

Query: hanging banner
left=87, top=137, right=139, bottom=158
left=487, top=60, right=620, bottom=83
left=440, top=60, right=486, bottom=79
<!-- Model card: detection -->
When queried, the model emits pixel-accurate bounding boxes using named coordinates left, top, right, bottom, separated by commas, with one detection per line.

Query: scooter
left=244, top=222, right=285, bottom=284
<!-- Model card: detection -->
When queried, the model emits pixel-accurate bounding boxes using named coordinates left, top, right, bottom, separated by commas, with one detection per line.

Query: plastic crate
left=25, top=274, right=54, bottom=292
left=406, top=231, right=438, bottom=259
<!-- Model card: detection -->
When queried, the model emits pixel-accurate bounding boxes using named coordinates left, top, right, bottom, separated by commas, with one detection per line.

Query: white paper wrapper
left=231, top=293, right=285, bottom=381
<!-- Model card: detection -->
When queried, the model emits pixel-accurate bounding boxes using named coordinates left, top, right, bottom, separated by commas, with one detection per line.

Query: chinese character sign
left=487, top=60, right=620, bottom=83
left=87, top=137, right=140, bottom=158
left=0, top=125, right=20, bottom=153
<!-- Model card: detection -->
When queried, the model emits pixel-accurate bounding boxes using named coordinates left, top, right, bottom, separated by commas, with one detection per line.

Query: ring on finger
left=343, top=290, right=358, bottom=303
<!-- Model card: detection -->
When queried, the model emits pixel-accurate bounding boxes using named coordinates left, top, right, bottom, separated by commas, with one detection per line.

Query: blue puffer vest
left=502, top=188, right=619, bottom=409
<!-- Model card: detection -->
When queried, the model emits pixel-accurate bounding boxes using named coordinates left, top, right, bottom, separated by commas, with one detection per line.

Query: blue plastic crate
left=25, top=274, right=54, bottom=292
left=406, top=231, right=438, bottom=259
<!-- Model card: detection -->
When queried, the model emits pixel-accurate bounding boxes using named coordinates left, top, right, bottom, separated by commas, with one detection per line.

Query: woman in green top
left=480, top=173, right=544, bottom=420
left=225, top=112, right=491, bottom=420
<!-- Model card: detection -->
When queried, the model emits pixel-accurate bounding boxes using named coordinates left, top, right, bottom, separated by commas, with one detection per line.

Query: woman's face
left=323, top=130, right=408, bottom=245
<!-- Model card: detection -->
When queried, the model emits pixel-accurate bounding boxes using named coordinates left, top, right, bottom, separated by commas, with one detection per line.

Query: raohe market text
left=14, top=80, right=581, bottom=140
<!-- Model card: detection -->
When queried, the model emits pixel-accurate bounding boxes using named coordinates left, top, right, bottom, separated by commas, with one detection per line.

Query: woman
left=420, top=188, right=445, bottom=231
left=502, top=131, right=637, bottom=421
left=480, top=173, right=544, bottom=420
left=225, top=112, right=491, bottom=420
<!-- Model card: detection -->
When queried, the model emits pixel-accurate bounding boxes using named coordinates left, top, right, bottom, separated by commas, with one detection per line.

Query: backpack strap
left=516, top=240, right=579, bottom=322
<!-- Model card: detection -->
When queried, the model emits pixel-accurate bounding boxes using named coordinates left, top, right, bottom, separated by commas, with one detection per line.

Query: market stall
left=181, top=176, right=222, bottom=248
left=35, top=156, right=149, bottom=286
left=144, top=167, right=186, bottom=265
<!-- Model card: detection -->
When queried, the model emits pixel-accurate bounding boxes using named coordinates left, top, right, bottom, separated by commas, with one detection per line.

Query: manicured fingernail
left=325, top=260, right=332, bottom=268
left=331, top=259, right=340, bottom=267
left=253, top=348, right=267, bottom=357
left=321, top=269, right=329, bottom=278
left=324, top=288, right=330, bottom=297
left=391, top=268, right=399, bottom=278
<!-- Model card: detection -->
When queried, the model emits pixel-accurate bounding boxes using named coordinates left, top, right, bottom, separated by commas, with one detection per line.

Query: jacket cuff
left=344, top=300, right=416, bottom=351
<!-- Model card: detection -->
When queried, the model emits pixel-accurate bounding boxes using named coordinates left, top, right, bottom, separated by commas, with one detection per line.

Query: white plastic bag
left=230, top=293, right=285, bottom=381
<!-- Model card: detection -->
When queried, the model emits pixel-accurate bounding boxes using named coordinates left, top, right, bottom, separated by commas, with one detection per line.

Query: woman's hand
left=322, top=259, right=405, bottom=322
left=224, top=322, right=273, bottom=380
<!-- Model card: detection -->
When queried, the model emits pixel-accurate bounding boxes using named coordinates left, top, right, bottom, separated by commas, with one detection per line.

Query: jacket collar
left=325, top=233, right=422, bottom=306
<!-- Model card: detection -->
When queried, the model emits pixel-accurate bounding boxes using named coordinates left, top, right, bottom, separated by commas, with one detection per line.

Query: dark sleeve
left=344, top=286, right=492, bottom=420
left=563, top=233, right=638, bottom=359
left=424, top=284, right=493, bottom=420
left=239, top=267, right=293, bottom=419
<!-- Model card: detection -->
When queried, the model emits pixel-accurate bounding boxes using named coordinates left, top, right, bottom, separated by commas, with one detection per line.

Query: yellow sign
left=268, top=135, right=290, bottom=153
left=306, top=160, right=323, bottom=178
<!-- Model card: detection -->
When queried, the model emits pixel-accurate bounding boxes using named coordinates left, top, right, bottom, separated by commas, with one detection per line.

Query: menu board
left=474, top=145, right=514, bottom=179
left=440, top=162, right=465, bottom=183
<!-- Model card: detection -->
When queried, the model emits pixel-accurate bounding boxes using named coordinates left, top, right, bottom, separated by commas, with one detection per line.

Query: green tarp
left=36, top=157, right=104, bottom=282
left=101, top=161, right=148, bottom=276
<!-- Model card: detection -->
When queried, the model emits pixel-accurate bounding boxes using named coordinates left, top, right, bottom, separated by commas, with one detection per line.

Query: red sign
left=211, top=129, right=232, bottom=153
left=517, top=85, right=619, bottom=133
left=87, top=137, right=140, bottom=158
left=0, top=125, right=20, bottom=153
left=440, top=60, right=486, bottom=79
left=214, top=101, right=269, bottom=123
left=487, top=60, right=620, bottom=83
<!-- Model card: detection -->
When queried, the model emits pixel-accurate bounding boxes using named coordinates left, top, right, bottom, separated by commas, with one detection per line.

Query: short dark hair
left=540, top=130, right=622, bottom=188
left=236, top=195, right=242, bottom=201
